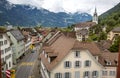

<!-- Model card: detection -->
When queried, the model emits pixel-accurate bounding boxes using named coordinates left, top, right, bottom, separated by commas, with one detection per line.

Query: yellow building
left=107, top=27, right=120, bottom=41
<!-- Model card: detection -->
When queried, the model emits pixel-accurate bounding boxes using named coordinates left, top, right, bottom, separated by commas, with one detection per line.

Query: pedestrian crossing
left=20, top=62, right=34, bottom=66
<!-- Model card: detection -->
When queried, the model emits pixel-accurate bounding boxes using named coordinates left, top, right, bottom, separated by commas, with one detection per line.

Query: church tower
left=92, top=8, right=98, bottom=24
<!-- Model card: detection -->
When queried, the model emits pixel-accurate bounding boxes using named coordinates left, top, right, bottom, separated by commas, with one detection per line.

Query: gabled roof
left=99, top=52, right=118, bottom=66
left=40, top=34, right=75, bottom=71
left=112, top=27, right=120, bottom=33
left=72, top=41, right=101, bottom=55
left=9, top=30, right=25, bottom=41
left=40, top=32, right=118, bottom=71
left=75, top=22, right=96, bottom=28
left=76, top=29, right=88, bottom=35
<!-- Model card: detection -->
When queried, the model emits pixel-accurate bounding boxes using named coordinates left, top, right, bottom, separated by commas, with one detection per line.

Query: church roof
left=75, top=22, right=96, bottom=28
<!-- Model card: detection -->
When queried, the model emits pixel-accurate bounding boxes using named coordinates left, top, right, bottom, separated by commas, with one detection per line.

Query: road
left=15, top=46, right=39, bottom=78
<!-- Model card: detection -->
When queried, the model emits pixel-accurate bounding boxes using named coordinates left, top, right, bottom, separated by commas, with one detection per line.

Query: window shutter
left=80, top=61, right=81, bottom=67
left=60, top=73, right=62, bottom=78
left=84, top=61, right=86, bottom=67
left=92, top=71, right=94, bottom=76
left=89, top=61, right=91, bottom=66
left=69, top=72, right=71, bottom=78
left=75, top=71, right=80, bottom=78
left=88, top=71, right=90, bottom=77
left=96, top=71, right=99, bottom=77
left=70, top=62, right=72, bottom=68
left=64, top=62, right=66, bottom=68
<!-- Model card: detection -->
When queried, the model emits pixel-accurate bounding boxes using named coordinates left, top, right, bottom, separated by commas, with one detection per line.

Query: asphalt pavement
left=15, top=46, right=40, bottom=78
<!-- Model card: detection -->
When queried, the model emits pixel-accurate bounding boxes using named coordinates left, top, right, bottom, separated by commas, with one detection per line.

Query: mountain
left=100, top=2, right=120, bottom=18
left=0, top=0, right=92, bottom=27
left=98, top=2, right=120, bottom=33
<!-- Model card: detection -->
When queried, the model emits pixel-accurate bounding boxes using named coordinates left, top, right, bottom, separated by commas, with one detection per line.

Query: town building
left=0, top=29, right=13, bottom=76
left=74, top=8, right=98, bottom=41
left=21, top=28, right=32, bottom=52
left=107, top=27, right=120, bottom=41
left=7, top=29, right=25, bottom=64
left=75, top=22, right=96, bottom=41
left=21, top=28, right=42, bottom=45
left=40, top=32, right=118, bottom=78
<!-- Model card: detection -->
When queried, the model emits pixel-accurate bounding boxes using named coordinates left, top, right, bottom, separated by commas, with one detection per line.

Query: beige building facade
left=107, top=27, right=120, bottom=41
left=40, top=32, right=118, bottom=78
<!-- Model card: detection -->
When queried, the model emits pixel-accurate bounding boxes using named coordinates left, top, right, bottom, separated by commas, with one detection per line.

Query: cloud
left=7, top=0, right=120, bottom=15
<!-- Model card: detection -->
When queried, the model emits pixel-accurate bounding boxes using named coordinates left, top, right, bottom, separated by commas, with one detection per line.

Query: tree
left=106, top=19, right=116, bottom=26
left=109, top=36, right=120, bottom=52
left=98, top=32, right=107, bottom=41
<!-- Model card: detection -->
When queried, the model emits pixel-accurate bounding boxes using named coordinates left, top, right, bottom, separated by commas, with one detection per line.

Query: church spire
left=92, top=7, right=98, bottom=24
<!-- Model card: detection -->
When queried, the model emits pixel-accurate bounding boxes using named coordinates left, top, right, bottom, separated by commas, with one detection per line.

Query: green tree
left=98, top=32, right=107, bottom=41
left=106, top=19, right=116, bottom=26
left=109, top=36, right=120, bottom=52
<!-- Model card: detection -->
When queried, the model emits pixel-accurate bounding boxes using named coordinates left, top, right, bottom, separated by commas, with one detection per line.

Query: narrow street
left=15, top=45, right=40, bottom=78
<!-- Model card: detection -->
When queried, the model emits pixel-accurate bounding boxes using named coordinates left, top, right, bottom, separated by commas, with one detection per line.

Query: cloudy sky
left=7, top=0, right=120, bottom=15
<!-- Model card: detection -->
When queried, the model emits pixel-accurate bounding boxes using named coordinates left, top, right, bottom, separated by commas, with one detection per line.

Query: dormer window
left=114, top=60, right=118, bottom=65
left=107, top=62, right=111, bottom=65
left=94, top=56, right=98, bottom=61
left=104, top=60, right=111, bottom=65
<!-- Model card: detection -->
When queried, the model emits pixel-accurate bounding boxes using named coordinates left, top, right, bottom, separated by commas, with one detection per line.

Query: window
left=6, top=64, right=8, bottom=70
left=65, top=72, right=71, bottom=78
left=0, top=41, right=3, bottom=46
left=1, top=50, right=4, bottom=55
left=4, top=40, right=7, bottom=45
left=85, top=60, right=91, bottom=67
left=75, top=61, right=81, bottom=68
left=102, top=71, right=107, bottom=76
left=84, top=71, right=90, bottom=78
left=64, top=61, right=71, bottom=68
left=75, top=71, right=80, bottom=78
left=75, top=51, right=80, bottom=57
left=0, top=34, right=3, bottom=39
left=9, top=62, right=11, bottom=67
left=55, top=73, right=62, bottom=78
left=92, top=71, right=98, bottom=77
left=109, top=71, right=115, bottom=76
left=1, top=58, right=4, bottom=64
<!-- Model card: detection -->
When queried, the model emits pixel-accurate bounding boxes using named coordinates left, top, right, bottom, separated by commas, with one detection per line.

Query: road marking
left=20, top=62, right=34, bottom=66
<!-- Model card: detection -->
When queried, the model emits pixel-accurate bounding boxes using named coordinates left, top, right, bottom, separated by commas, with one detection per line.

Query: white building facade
left=0, top=32, right=13, bottom=71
